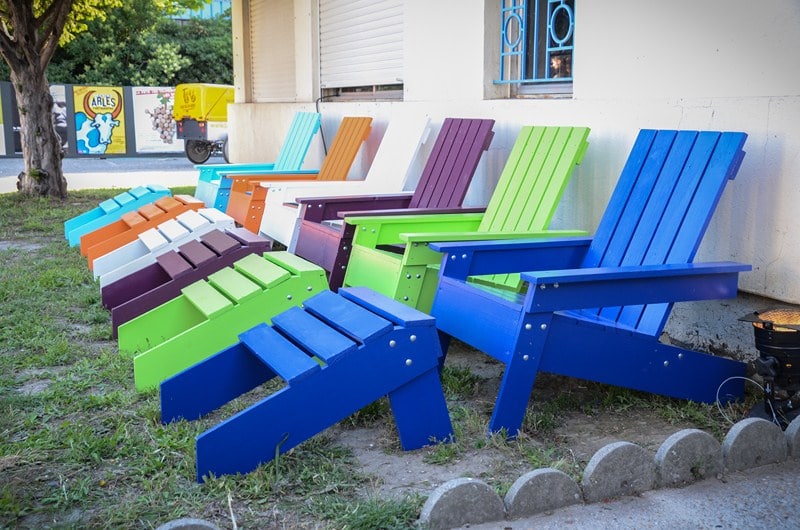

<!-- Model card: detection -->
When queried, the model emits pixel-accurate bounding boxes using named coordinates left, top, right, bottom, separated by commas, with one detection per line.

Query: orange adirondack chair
left=223, top=117, right=373, bottom=232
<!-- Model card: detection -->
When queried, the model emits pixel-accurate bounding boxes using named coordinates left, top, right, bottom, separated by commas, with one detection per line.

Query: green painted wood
left=182, top=281, right=234, bottom=319
left=232, top=253, right=291, bottom=288
left=343, top=125, right=590, bottom=311
left=208, top=267, right=261, bottom=304
left=117, top=250, right=328, bottom=391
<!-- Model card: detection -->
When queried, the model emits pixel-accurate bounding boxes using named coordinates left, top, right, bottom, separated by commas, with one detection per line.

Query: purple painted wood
left=101, top=228, right=272, bottom=337
left=293, top=117, right=495, bottom=290
left=172, top=239, right=217, bottom=269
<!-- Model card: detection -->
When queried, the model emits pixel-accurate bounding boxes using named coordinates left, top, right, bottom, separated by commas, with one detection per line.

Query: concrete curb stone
left=785, top=415, right=800, bottom=458
left=504, top=468, right=582, bottom=519
left=655, top=428, right=723, bottom=487
left=418, top=417, right=800, bottom=529
left=722, top=417, right=788, bottom=471
left=418, top=477, right=505, bottom=530
left=581, top=441, right=656, bottom=503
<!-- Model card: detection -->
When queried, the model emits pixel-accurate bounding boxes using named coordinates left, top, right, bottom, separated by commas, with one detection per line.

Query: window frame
left=496, top=0, right=574, bottom=97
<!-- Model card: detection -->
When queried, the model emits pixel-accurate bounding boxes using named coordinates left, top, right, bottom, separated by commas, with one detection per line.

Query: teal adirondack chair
left=429, top=129, right=750, bottom=438
left=194, top=111, right=321, bottom=209
left=342, top=126, right=590, bottom=312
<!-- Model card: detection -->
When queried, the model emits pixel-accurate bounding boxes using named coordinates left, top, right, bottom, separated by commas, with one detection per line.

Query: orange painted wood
left=225, top=116, right=373, bottom=232
left=81, top=195, right=204, bottom=269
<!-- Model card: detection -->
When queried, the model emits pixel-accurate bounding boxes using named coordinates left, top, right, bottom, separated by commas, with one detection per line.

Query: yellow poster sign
left=73, top=85, right=127, bottom=155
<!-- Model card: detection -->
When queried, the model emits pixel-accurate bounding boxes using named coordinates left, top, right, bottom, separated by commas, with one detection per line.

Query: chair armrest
left=401, top=228, right=587, bottom=243
left=197, top=163, right=277, bottom=182
left=258, top=179, right=368, bottom=193
left=296, top=192, right=413, bottom=205
left=348, top=212, right=486, bottom=248
left=339, top=206, right=486, bottom=219
left=345, top=211, right=485, bottom=226
left=298, top=194, right=415, bottom=223
left=229, top=172, right=322, bottom=195
left=434, top=237, right=593, bottom=280
left=522, top=262, right=752, bottom=312
left=219, top=168, right=316, bottom=177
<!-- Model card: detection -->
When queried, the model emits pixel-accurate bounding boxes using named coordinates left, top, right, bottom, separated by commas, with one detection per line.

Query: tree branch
left=38, top=0, right=75, bottom=68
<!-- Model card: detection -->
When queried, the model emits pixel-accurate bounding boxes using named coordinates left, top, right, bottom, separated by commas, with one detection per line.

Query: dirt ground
left=323, top=342, right=732, bottom=501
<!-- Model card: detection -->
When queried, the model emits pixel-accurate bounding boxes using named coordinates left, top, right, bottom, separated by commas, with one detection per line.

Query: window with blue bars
left=497, top=0, right=574, bottom=89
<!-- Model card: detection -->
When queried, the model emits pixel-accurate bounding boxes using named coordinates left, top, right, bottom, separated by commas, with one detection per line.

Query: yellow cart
left=173, top=83, right=234, bottom=164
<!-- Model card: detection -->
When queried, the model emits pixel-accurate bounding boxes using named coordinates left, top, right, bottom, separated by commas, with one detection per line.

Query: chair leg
left=388, top=368, right=453, bottom=449
left=488, top=314, right=552, bottom=437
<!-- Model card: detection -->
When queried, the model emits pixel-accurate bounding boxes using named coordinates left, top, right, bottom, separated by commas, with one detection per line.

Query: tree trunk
left=12, top=68, right=68, bottom=199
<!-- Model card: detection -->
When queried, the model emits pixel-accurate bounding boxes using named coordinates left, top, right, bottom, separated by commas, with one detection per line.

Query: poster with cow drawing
left=73, top=86, right=127, bottom=155
left=131, top=86, right=183, bottom=153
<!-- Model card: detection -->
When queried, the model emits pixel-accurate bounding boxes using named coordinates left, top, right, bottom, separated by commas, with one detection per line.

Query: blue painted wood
left=302, top=290, right=393, bottom=343
left=427, top=129, right=751, bottom=438
left=239, top=323, right=321, bottom=383
left=339, top=286, right=436, bottom=328
left=161, top=342, right=275, bottom=422
left=64, top=185, right=171, bottom=246
left=160, top=287, right=453, bottom=481
left=430, top=237, right=592, bottom=280
left=271, top=307, right=357, bottom=364
left=538, top=314, right=746, bottom=404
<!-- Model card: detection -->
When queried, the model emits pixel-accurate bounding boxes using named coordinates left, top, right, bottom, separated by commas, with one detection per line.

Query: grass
left=0, top=188, right=760, bottom=529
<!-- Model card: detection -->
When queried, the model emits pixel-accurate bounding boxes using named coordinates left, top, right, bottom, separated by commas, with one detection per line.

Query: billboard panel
left=72, top=85, right=126, bottom=155
left=132, top=86, right=182, bottom=153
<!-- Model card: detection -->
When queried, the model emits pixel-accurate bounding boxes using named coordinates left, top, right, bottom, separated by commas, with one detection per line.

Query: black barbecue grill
left=740, top=308, right=800, bottom=428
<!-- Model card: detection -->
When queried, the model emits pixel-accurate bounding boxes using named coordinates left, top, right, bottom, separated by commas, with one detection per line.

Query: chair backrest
left=579, top=129, right=747, bottom=335
left=354, top=114, right=432, bottom=192
left=408, top=118, right=496, bottom=209
left=316, top=117, right=373, bottom=181
left=472, top=126, right=590, bottom=290
left=273, top=112, right=322, bottom=170
left=479, top=126, right=590, bottom=233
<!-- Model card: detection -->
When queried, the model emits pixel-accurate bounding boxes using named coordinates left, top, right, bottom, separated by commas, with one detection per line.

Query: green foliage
left=47, top=0, right=232, bottom=86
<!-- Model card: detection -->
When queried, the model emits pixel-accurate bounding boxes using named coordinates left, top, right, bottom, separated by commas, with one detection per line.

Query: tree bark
left=0, top=0, right=75, bottom=199
left=12, top=69, right=68, bottom=198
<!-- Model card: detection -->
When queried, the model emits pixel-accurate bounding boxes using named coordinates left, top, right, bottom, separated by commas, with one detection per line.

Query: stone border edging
left=419, top=415, right=800, bottom=530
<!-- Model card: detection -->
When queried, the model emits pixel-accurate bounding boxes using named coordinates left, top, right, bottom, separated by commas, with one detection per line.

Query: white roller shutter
left=250, top=0, right=296, bottom=101
left=319, top=0, right=403, bottom=89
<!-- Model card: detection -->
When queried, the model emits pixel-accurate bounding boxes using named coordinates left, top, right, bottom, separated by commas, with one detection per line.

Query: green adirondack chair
left=341, top=125, right=591, bottom=312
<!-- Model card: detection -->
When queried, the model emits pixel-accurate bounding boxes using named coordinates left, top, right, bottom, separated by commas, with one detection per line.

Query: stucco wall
left=227, top=0, right=800, bottom=322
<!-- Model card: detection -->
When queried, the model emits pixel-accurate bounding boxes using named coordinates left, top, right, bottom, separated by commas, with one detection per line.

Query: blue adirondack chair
left=428, top=129, right=751, bottom=437
left=161, top=287, right=453, bottom=481
left=194, top=111, right=321, bottom=209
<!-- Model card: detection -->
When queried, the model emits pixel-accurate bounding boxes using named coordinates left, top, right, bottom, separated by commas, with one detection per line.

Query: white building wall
left=228, top=0, right=800, bottom=308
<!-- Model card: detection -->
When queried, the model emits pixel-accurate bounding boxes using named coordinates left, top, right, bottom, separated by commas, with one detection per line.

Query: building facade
left=226, top=0, right=800, bottom=331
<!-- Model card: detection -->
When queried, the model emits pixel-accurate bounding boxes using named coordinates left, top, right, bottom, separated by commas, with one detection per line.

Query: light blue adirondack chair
left=194, top=111, right=321, bottom=209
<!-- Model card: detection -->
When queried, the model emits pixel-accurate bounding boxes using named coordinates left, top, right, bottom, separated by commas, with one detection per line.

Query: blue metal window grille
left=497, top=0, right=574, bottom=84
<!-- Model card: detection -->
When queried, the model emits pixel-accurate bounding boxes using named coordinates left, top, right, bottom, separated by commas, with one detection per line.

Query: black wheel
left=185, top=139, right=212, bottom=164
left=222, top=137, right=230, bottom=163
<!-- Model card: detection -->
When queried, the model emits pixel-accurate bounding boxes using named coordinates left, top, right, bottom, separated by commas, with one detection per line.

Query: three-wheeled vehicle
left=173, top=83, right=234, bottom=164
